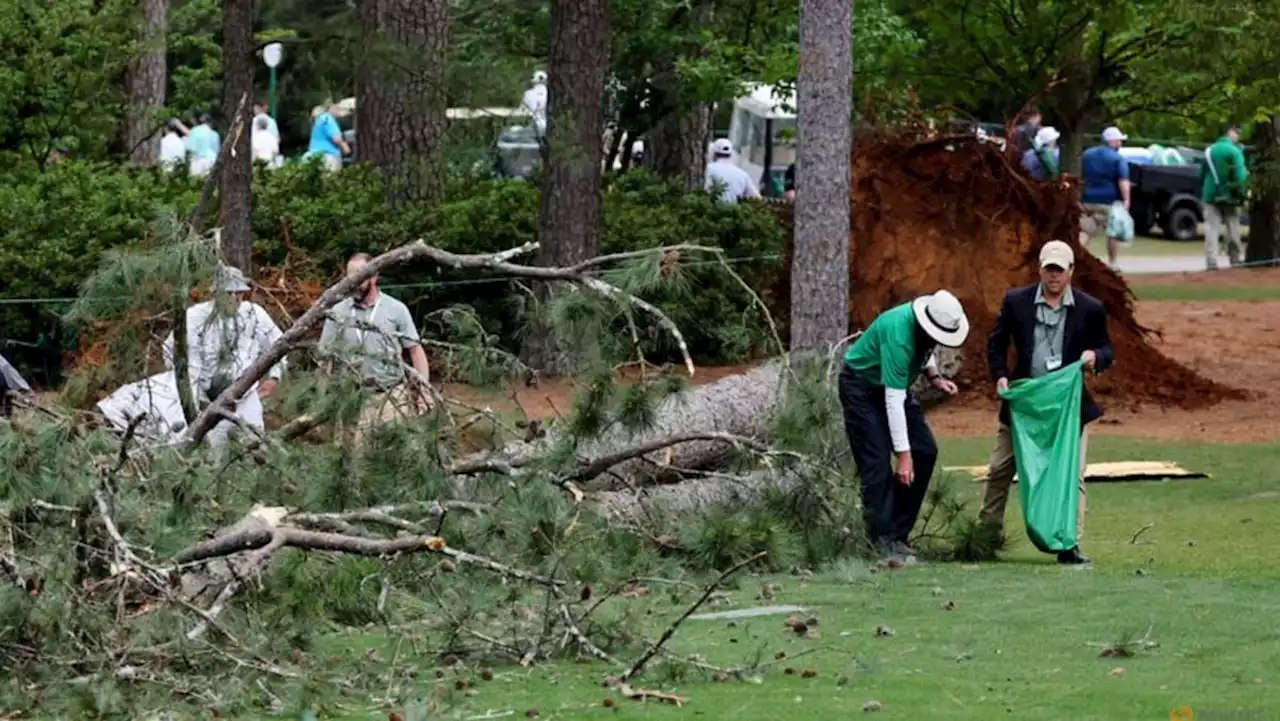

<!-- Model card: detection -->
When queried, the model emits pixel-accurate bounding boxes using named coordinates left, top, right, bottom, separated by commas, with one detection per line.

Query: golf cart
left=335, top=99, right=538, bottom=177
left=725, top=83, right=796, bottom=197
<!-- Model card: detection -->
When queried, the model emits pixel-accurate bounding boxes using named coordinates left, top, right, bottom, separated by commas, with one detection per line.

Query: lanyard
left=355, top=296, right=382, bottom=346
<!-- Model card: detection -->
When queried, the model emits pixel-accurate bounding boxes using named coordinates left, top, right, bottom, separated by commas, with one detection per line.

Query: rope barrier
left=0, top=253, right=1275, bottom=308
left=0, top=253, right=788, bottom=307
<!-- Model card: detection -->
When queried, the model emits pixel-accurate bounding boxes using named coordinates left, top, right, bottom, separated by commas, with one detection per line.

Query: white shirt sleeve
left=251, top=304, right=287, bottom=381
left=885, top=388, right=911, bottom=453
left=162, top=331, right=175, bottom=370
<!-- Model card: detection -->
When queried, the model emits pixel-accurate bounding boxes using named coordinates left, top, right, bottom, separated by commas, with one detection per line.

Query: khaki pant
left=1078, top=203, right=1111, bottom=247
left=979, top=423, right=1089, bottom=543
left=344, top=384, right=427, bottom=445
left=1203, top=204, right=1244, bottom=268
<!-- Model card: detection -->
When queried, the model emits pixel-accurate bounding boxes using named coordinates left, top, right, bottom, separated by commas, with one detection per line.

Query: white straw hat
left=911, top=290, right=970, bottom=348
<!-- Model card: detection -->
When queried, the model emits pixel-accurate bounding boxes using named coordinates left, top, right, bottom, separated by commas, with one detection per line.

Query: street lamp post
left=262, top=43, right=283, bottom=118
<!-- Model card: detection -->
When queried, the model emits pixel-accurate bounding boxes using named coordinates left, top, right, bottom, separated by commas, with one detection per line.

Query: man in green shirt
left=839, top=290, right=969, bottom=558
left=1199, top=124, right=1249, bottom=270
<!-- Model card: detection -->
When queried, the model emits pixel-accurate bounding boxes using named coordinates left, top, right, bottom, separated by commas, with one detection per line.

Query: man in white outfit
left=521, top=71, right=548, bottom=136
left=159, top=120, right=187, bottom=172
left=704, top=138, right=761, bottom=204
left=163, top=266, right=286, bottom=446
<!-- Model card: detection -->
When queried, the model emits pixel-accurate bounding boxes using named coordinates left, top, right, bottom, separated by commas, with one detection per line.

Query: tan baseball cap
left=1039, top=240, right=1074, bottom=269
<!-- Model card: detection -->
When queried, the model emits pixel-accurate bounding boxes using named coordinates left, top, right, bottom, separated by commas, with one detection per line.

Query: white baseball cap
left=911, top=290, right=970, bottom=348
left=711, top=138, right=734, bottom=156
left=1101, top=126, right=1127, bottom=143
left=1039, top=240, right=1074, bottom=269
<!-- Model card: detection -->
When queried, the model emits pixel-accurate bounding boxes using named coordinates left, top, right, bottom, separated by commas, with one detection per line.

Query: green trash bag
left=997, top=360, right=1085, bottom=553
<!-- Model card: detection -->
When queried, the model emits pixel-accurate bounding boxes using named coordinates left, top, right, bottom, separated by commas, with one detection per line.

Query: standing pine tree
left=521, top=0, right=611, bottom=373
left=217, top=0, right=254, bottom=272
left=790, top=0, right=853, bottom=350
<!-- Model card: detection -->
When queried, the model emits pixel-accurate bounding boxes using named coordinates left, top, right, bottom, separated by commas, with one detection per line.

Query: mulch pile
left=770, top=126, right=1243, bottom=410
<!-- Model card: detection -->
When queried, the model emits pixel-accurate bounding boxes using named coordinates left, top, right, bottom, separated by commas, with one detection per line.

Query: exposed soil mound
left=770, top=127, right=1242, bottom=410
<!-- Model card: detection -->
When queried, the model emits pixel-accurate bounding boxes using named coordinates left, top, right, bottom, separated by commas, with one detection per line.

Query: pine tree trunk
left=125, top=0, right=168, bottom=167
left=1246, top=115, right=1280, bottom=266
left=520, top=0, right=610, bottom=373
left=645, top=106, right=712, bottom=192
left=356, top=0, right=450, bottom=205
left=642, top=0, right=714, bottom=192
left=789, top=0, right=852, bottom=350
left=218, top=0, right=254, bottom=273
left=593, top=468, right=802, bottom=520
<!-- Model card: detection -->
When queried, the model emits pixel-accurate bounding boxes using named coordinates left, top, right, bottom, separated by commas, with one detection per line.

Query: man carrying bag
left=1200, top=123, right=1250, bottom=270
left=979, top=241, right=1114, bottom=564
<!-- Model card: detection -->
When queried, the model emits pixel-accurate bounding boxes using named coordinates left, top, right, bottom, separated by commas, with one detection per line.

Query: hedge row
left=0, top=162, right=787, bottom=385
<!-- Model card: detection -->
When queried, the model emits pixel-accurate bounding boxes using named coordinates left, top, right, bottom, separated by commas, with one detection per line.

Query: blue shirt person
left=1080, top=128, right=1131, bottom=205
left=307, top=103, right=352, bottom=171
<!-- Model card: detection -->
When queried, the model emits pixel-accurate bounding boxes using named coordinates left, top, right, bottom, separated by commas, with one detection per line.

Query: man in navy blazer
left=981, top=240, right=1114, bottom=564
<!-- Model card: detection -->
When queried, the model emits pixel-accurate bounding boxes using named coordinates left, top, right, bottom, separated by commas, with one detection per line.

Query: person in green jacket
left=838, top=291, right=969, bottom=559
left=1199, top=124, right=1249, bottom=270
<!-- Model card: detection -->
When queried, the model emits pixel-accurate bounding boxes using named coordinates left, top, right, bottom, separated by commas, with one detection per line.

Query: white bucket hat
left=911, top=290, right=970, bottom=348
left=211, top=265, right=251, bottom=294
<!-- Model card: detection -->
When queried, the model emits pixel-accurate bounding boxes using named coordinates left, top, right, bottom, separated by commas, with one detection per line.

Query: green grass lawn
left=1114, top=235, right=1208, bottom=257
left=283, top=437, right=1280, bottom=721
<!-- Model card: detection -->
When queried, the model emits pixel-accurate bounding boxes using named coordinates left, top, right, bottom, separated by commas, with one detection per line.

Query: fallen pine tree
left=0, top=220, right=904, bottom=718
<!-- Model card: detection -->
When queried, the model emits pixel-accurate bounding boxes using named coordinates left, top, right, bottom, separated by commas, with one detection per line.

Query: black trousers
left=838, top=365, right=939, bottom=549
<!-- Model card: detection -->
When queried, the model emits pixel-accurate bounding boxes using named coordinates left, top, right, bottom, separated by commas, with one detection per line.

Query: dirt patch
left=931, top=298, right=1280, bottom=444
left=1131, top=266, right=1280, bottom=288
left=767, top=128, right=1238, bottom=412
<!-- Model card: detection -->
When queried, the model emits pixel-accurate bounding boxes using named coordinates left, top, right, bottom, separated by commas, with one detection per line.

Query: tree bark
left=592, top=468, right=803, bottom=520
left=218, top=0, right=255, bottom=273
left=645, top=106, right=712, bottom=192
left=1246, top=115, right=1280, bottom=266
left=789, top=0, right=852, bottom=350
left=464, top=358, right=789, bottom=491
left=355, top=0, right=450, bottom=205
left=643, top=0, right=715, bottom=192
left=124, top=0, right=168, bottom=168
left=520, top=0, right=610, bottom=372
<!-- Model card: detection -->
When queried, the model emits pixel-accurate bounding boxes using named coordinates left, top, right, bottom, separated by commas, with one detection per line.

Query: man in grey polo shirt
left=319, top=253, right=432, bottom=429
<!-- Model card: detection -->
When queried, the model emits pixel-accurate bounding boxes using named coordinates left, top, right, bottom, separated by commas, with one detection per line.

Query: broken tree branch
left=170, top=515, right=562, bottom=588
left=618, top=550, right=765, bottom=682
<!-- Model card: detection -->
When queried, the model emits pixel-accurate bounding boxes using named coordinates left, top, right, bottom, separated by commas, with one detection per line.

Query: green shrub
left=0, top=163, right=199, bottom=385
left=1, top=161, right=787, bottom=384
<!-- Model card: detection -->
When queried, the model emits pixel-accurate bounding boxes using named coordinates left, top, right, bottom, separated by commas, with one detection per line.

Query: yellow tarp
left=945, top=461, right=1207, bottom=483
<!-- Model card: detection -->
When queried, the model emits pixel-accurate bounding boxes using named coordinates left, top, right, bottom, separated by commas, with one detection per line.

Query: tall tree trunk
left=789, top=0, right=852, bottom=350
left=1246, top=115, right=1280, bottom=266
left=125, top=0, right=168, bottom=167
left=642, top=0, right=714, bottom=191
left=218, top=0, right=254, bottom=273
left=520, top=0, right=610, bottom=373
left=645, top=106, right=712, bottom=192
left=355, top=0, right=450, bottom=205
